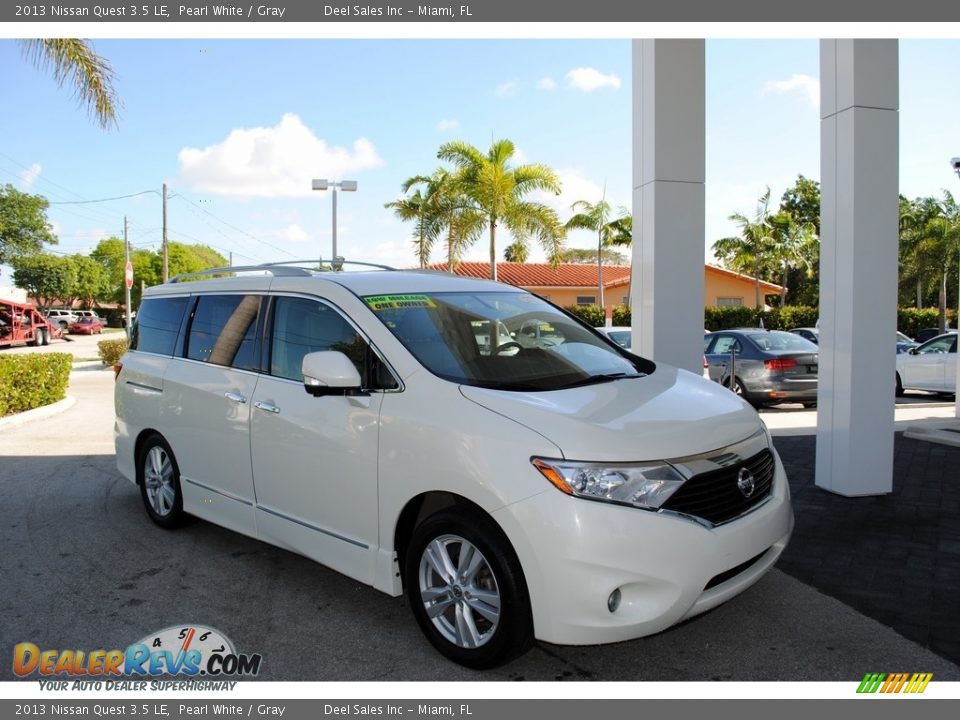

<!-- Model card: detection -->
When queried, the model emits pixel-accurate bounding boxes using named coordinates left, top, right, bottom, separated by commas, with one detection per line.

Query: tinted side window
left=130, top=296, right=188, bottom=356
left=270, top=297, right=369, bottom=382
left=186, top=295, right=262, bottom=370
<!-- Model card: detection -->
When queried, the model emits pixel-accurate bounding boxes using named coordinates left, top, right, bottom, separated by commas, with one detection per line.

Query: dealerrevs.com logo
left=857, top=673, right=933, bottom=694
left=13, top=625, right=262, bottom=687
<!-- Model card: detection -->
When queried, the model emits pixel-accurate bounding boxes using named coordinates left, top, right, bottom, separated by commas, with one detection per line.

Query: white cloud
left=20, top=163, right=42, bottom=188
left=436, top=119, right=460, bottom=132
left=530, top=168, right=607, bottom=217
left=281, top=224, right=310, bottom=243
left=538, top=77, right=557, bottom=91
left=496, top=80, right=518, bottom=99
left=178, top=113, right=383, bottom=198
left=761, top=74, right=820, bottom=108
left=565, top=68, right=622, bottom=93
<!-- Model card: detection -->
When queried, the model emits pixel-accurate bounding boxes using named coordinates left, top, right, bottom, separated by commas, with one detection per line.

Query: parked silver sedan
left=704, top=329, right=819, bottom=408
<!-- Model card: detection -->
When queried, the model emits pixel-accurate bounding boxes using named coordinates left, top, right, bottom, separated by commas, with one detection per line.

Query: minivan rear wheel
left=404, top=510, right=532, bottom=669
left=137, top=434, right=188, bottom=529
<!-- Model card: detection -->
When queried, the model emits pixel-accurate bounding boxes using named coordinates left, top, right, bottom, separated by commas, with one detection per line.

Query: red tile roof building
left=424, top=262, right=782, bottom=309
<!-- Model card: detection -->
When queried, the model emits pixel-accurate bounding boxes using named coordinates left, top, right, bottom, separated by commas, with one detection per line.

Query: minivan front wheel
left=137, top=434, right=187, bottom=528
left=405, top=510, right=532, bottom=669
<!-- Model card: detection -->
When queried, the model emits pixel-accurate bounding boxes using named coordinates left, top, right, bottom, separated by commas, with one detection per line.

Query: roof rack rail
left=169, top=258, right=397, bottom=283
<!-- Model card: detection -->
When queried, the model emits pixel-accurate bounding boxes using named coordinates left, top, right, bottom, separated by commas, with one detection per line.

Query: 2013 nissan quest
left=114, top=264, right=793, bottom=668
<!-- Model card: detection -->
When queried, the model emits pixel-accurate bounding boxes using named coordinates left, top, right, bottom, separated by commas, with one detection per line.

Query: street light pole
left=312, top=178, right=358, bottom=263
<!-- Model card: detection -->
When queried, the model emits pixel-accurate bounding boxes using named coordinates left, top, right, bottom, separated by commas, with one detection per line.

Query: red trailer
left=0, top=299, right=64, bottom=348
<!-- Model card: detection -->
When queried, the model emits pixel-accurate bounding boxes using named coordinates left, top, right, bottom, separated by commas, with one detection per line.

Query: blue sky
left=1, top=38, right=960, bottom=282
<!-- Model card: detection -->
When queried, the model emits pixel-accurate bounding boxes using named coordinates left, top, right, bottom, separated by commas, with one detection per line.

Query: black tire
left=802, top=402, right=817, bottom=408
left=58, top=321, right=68, bottom=330
left=895, top=373, right=904, bottom=397
left=404, top=509, right=533, bottom=669
left=136, top=434, right=188, bottom=529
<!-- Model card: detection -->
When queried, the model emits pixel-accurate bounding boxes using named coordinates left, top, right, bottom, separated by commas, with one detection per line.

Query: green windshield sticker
left=364, top=294, right=437, bottom=311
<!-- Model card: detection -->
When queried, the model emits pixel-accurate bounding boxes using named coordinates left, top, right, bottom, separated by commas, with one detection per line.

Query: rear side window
left=130, top=297, right=189, bottom=356
left=186, top=295, right=262, bottom=371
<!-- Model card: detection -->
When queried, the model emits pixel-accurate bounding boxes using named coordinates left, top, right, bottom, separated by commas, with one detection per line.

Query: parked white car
left=43, top=309, right=78, bottom=328
left=115, top=264, right=793, bottom=668
left=895, top=332, right=958, bottom=395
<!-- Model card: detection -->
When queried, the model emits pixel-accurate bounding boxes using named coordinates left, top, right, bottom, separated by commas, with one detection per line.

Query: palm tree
left=769, top=211, right=817, bottom=307
left=712, top=188, right=779, bottom=308
left=385, top=183, right=437, bottom=268
left=565, top=198, right=631, bottom=308
left=19, top=40, right=120, bottom=129
left=917, top=192, right=960, bottom=333
left=386, top=169, right=483, bottom=269
left=503, top=241, right=530, bottom=263
left=437, top=139, right=565, bottom=281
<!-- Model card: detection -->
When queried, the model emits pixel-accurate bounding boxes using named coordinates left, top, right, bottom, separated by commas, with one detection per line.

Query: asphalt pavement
left=1, top=366, right=958, bottom=681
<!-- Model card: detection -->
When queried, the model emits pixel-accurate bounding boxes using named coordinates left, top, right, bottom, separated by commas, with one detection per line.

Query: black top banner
left=6, top=0, right=960, bottom=22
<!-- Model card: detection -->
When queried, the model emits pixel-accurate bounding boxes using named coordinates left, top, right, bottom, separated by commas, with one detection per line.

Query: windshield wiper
left=558, top=372, right=644, bottom=389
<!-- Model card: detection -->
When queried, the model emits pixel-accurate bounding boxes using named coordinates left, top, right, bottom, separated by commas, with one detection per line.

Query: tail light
left=113, top=361, right=123, bottom=380
left=764, top=358, right=797, bottom=371
left=703, top=355, right=709, bottom=369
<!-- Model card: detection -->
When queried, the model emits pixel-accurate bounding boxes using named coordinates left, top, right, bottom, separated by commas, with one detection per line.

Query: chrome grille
left=661, top=449, right=775, bottom=525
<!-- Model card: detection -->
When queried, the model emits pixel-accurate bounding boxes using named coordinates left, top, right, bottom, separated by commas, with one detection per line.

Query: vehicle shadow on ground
left=2, top=453, right=957, bottom=682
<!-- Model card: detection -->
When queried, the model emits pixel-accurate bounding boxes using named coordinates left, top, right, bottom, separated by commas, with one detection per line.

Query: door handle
left=224, top=392, right=247, bottom=404
left=255, top=401, right=281, bottom=414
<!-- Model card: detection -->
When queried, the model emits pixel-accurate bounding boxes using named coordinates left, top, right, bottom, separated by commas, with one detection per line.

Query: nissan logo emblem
left=737, top=468, right=756, bottom=498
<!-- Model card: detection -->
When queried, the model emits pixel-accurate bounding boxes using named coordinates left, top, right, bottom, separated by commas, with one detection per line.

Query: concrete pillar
left=817, top=40, right=899, bottom=496
left=631, top=40, right=705, bottom=374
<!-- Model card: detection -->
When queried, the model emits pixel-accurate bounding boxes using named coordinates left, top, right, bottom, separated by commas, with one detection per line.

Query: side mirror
left=909, top=348, right=919, bottom=355
left=302, top=351, right=363, bottom=396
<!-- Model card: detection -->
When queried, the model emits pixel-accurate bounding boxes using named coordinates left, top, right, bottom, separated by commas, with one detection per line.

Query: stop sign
left=125, top=261, right=134, bottom=290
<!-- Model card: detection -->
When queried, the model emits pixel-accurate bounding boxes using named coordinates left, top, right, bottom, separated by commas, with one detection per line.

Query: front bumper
left=493, top=448, right=793, bottom=645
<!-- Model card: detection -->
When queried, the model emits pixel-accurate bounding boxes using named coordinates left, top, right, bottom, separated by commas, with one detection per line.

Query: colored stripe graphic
left=857, top=672, right=932, bottom=694
left=857, top=673, right=885, bottom=693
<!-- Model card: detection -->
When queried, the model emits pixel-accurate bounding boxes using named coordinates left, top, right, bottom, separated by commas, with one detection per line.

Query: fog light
left=607, top=588, right=622, bottom=613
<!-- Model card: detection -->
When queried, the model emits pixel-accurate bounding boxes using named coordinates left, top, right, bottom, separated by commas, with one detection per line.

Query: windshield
left=364, top=291, right=652, bottom=391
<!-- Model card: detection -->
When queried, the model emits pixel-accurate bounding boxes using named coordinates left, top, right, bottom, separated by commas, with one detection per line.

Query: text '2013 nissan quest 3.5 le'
left=115, top=261, right=793, bottom=668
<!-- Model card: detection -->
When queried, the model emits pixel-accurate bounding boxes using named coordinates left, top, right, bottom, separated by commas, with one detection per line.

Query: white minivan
left=115, top=264, right=793, bottom=668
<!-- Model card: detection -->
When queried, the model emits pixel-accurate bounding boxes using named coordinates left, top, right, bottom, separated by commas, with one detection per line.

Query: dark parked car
left=789, top=327, right=818, bottom=344
left=914, top=327, right=957, bottom=344
left=704, top=329, right=819, bottom=408
left=791, top=326, right=918, bottom=354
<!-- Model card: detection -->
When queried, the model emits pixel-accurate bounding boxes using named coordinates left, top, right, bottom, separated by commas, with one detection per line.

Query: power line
left=49, top=190, right=159, bottom=205
left=169, top=191, right=298, bottom=259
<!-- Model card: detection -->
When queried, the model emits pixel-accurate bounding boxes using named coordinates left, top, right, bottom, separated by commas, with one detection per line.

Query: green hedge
left=563, top=304, right=606, bottom=327
left=97, top=338, right=128, bottom=366
left=897, top=308, right=956, bottom=338
left=0, top=353, right=72, bottom=417
left=566, top=304, right=953, bottom=338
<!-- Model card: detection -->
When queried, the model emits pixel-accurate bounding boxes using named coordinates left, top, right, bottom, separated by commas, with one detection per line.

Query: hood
left=459, top=365, right=763, bottom=462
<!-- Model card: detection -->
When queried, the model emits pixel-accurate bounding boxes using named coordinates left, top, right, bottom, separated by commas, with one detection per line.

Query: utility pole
left=124, top=216, right=132, bottom=334
left=162, top=183, right=169, bottom=282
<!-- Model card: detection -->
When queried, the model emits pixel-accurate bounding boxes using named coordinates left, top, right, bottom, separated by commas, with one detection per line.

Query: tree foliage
left=560, top=247, right=629, bottom=265
left=565, top=199, right=632, bottom=307
left=436, top=139, right=566, bottom=280
left=0, top=184, right=57, bottom=265
left=10, top=254, right=76, bottom=310
left=19, top=39, right=120, bottom=130
left=90, top=237, right=226, bottom=308
left=386, top=168, right=483, bottom=268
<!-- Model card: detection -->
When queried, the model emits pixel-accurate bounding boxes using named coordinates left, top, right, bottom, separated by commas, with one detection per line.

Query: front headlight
left=531, top=457, right=686, bottom=510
